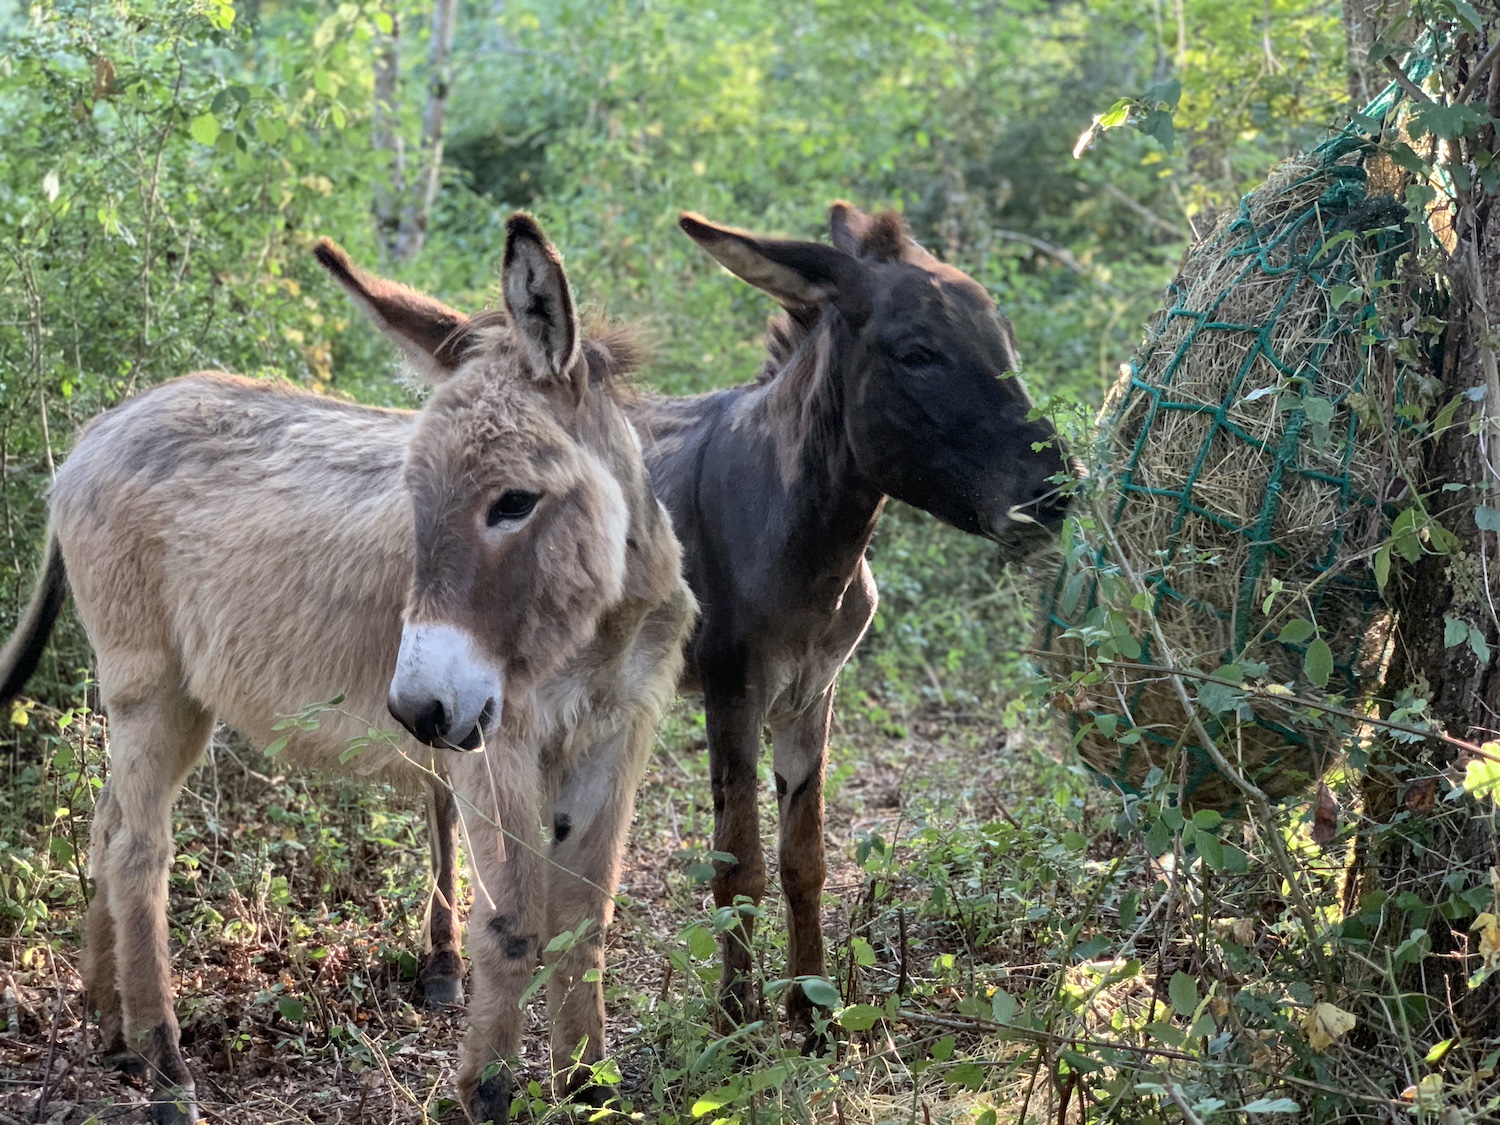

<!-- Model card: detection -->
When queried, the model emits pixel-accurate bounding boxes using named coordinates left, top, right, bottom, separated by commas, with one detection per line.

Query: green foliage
left=2, top=0, right=1437, bottom=1122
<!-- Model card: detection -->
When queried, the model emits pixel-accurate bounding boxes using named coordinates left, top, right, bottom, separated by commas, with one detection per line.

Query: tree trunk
left=1341, top=0, right=1382, bottom=108
left=372, top=6, right=405, bottom=257
left=395, top=0, right=458, bottom=261
left=1355, top=17, right=1500, bottom=1039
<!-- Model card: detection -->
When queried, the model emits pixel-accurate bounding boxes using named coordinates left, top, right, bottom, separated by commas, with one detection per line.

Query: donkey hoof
left=569, top=1083, right=613, bottom=1109
left=799, top=1024, right=836, bottom=1058
left=470, top=1067, right=513, bottom=1124
left=713, top=978, right=762, bottom=1033
left=420, top=973, right=465, bottom=1009
left=101, top=1049, right=146, bottom=1078
left=149, top=1084, right=201, bottom=1125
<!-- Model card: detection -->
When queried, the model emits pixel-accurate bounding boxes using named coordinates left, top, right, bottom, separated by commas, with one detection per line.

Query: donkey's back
left=53, top=371, right=423, bottom=779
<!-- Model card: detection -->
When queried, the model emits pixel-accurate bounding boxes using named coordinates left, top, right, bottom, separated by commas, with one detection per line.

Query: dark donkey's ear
left=828, top=201, right=941, bottom=269
left=313, top=238, right=473, bottom=382
left=501, top=213, right=581, bottom=386
left=679, top=212, right=871, bottom=326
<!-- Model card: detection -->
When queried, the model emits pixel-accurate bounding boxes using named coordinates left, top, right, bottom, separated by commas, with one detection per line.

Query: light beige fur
left=18, top=216, right=695, bottom=1124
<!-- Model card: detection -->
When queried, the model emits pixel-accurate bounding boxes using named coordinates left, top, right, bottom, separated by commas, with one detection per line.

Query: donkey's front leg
left=421, top=777, right=465, bottom=1007
left=702, top=669, right=768, bottom=1029
left=770, top=686, right=835, bottom=1046
left=450, top=752, right=546, bottom=1125
left=544, top=709, right=655, bottom=1103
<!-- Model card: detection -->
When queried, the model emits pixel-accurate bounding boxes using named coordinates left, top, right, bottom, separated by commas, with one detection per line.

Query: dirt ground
left=0, top=697, right=1048, bottom=1125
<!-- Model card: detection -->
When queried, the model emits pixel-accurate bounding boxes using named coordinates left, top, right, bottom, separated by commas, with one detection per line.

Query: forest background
left=0, top=1, right=1474, bottom=1124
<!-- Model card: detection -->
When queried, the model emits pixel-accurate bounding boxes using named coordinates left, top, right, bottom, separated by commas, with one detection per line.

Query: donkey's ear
left=828, top=201, right=941, bottom=269
left=679, top=212, right=870, bottom=325
left=501, top=213, right=580, bottom=383
left=828, top=201, right=875, bottom=256
left=313, top=238, right=472, bottom=381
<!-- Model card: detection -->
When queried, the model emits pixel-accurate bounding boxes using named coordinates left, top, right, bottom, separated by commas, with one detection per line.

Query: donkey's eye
left=897, top=345, right=938, bottom=368
left=486, top=491, right=541, bottom=526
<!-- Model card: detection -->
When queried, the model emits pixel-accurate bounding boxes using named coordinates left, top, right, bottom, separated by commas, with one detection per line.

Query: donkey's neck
left=756, top=314, right=885, bottom=586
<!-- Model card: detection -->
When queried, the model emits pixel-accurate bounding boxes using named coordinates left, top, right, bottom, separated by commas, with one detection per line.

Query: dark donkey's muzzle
left=388, top=622, right=503, bottom=752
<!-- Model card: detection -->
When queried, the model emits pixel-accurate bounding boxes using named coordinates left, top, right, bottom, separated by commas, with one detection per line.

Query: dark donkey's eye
left=486, top=490, right=541, bottom=526
left=897, top=344, right=938, bottom=368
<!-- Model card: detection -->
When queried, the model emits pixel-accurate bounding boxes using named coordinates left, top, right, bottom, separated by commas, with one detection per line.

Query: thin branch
left=1101, top=182, right=1190, bottom=240
left=1457, top=37, right=1500, bottom=106
left=1087, top=493, right=1333, bottom=983
left=1382, top=55, right=1437, bottom=107
left=1024, top=649, right=1486, bottom=756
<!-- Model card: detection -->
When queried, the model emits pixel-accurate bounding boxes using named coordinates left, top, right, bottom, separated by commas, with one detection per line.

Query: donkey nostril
left=478, top=697, right=496, bottom=731
left=412, top=699, right=447, bottom=745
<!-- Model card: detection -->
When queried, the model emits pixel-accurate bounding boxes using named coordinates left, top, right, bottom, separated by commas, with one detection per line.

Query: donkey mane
left=462, top=308, right=644, bottom=392
left=741, top=310, right=839, bottom=486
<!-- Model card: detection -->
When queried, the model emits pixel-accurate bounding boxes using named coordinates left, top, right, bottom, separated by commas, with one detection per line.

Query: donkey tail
left=0, top=535, right=67, bottom=705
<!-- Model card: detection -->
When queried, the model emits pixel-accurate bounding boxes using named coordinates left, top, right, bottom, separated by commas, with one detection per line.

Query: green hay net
left=1041, top=90, right=1417, bottom=807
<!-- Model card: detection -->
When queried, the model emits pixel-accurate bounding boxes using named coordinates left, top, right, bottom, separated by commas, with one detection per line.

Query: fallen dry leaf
left=1405, top=777, right=1438, bottom=815
left=1312, top=782, right=1338, bottom=846
left=1302, top=1001, right=1356, bottom=1051
left=1473, top=912, right=1500, bottom=970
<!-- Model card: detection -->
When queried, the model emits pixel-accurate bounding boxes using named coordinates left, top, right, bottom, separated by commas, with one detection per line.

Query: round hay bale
left=1042, top=135, right=1412, bottom=810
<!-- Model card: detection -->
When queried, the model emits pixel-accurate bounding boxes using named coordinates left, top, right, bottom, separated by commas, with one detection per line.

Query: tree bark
left=372, top=6, right=405, bottom=257
left=395, top=0, right=458, bottom=261
left=1355, top=18, right=1500, bottom=1039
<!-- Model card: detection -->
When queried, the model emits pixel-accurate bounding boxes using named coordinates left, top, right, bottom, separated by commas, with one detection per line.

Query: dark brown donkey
left=0, top=216, right=694, bottom=1124
left=422, top=202, right=1069, bottom=1038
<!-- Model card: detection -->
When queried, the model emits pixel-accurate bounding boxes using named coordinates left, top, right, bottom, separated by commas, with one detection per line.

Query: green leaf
left=1387, top=142, right=1427, bottom=175
left=1192, top=809, right=1223, bottom=831
left=1240, top=1098, right=1301, bottom=1113
left=946, top=1061, right=986, bottom=1091
left=1168, top=971, right=1198, bottom=1016
left=1099, top=97, right=1131, bottom=128
left=1463, top=755, right=1500, bottom=800
left=1477, top=506, right=1500, bottom=533
left=1470, top=627, right=1493, bottom=666
left=837, top=1003, right=884, bottom=1031
left=1139, top=107, right=1174, bottom=152
left=190, top=112, right=220, bottom=146
left=517, top=963, right=554, bottom=1009
left=851, top=936, right=877, bottom=967
left=277, top=996, right=305, bottom=1024
left=1451, top=0, right=1484, bottom=34
left=1278, top=619, right=1316, bottom=644
left=991, top=989, right=1016, bottom=1024
left=1197, top=670, right=1244, bottom=715
left=1304, top=638, right=1333, bottom=689
left=1221, top=844, right=1251, bottom=873
left=263, top=734, right=291, bottom=758
left=1374, top=543, right=1392, bottom=590
left=1299, top=395, right=1335, bottom=425
left=1143, top=78, right=1181, bottom=107
left=799, top=977, right=840, bottom=1008
left=1196, top=831, right=1225, bottom=871
left=1446, top=616, right=1469, bottom=648
left=1412, top=101, right=1485, bottom=141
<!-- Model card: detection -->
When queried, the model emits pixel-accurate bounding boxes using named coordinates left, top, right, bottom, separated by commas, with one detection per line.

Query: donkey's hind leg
left=81, top=779, right=143, bottom=1075
left=770, top=686, right=835, bottom=1048
left=92, top=692, right=213, bottom=1125
left=420, top=777, right=465, bottom=1007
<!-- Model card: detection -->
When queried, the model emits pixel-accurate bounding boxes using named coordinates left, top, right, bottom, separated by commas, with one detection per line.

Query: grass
left=3, top=587, right=1492, bottom=1123
left=0, top=641, right=1136, bottom=1125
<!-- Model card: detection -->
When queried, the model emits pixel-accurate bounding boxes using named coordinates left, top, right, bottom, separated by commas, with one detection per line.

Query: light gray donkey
left=0, top=214, right=695, bottom=1124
